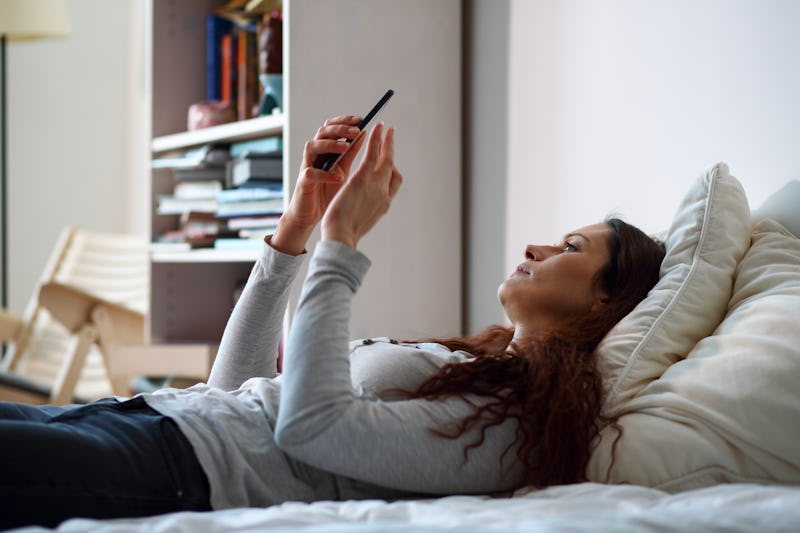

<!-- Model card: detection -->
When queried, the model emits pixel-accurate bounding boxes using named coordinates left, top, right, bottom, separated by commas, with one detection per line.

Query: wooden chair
left=0, top=227, right=139, bottom=404
left=0, top=226, right=216, bottom=405
left=0, top=226, right=150, bottom=404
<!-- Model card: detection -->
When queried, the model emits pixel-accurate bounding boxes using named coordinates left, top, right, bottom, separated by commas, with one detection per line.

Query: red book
left=237, top=27, right=258, bottom=120
left=221, top=34, right=233, bottom=104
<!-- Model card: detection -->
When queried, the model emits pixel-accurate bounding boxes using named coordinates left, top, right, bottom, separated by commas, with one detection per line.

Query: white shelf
left=150, top=248, right=260, bottom=263
left=151, top=114, right=285, bottom=154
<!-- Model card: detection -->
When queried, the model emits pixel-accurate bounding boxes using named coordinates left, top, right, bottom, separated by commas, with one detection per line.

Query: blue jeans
left=0, top=396, right=211, bottom=529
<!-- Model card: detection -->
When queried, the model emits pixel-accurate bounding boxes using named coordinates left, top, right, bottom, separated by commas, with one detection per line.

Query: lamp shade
left=0, top=0, right=71, bottom=40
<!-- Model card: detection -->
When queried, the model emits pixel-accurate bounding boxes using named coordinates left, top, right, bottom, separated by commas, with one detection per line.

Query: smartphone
left=313, top=89, right=394, bottom=171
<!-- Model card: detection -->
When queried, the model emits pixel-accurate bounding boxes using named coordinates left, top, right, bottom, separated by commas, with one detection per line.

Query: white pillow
left=596, top=162, right=751, bottom=415
left=588, top=219, right=800, bottom=490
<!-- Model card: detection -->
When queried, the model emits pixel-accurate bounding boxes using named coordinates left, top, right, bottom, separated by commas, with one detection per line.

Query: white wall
left=504, top=0, right=800, bottom=279
left=4, top=0, right=145, bottom=313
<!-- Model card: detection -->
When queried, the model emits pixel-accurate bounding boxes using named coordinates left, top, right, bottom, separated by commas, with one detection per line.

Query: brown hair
left=409, top=218, right=665, bottom=487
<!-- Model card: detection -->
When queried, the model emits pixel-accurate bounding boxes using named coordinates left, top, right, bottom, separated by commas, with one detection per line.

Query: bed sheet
left=17, top=482, right=800, bottom=533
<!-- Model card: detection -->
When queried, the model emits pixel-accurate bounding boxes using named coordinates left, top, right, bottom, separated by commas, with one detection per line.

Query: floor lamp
left=0, top=0, right=71, bottom=309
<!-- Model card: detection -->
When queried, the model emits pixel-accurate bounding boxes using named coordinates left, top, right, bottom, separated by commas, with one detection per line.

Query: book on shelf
left=152, top=145, right=231, bottom=170
left=225, top=214, right=281, bottom=230
left=215, top=197, right=283, bottom=218
left=214, top=238, right=264, bottom=251
left=230, top=137, right=282, bottom=158
left=207, top=14, right=234, bottom=102
left=217, top=186, right=283, bottom=203
left=173, top=166, right=227, bottom=182
left=228, top=154, right=282, bottom=187
left=173, top=181, right=224, bottom=201
left=237, top=24, right=259, bottom=120
left=182, top=211, right=225, bottom=236
left=157, top=196, right=218, bottom=215
left=221, top=33, right=236, bottom=104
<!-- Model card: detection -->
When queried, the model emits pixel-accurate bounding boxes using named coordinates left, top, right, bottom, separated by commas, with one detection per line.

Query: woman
left=0, top=117, right=665, bottom=529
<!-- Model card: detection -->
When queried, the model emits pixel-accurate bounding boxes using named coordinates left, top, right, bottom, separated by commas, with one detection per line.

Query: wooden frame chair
left=0, top=226, right=149, bottom=403
left=0, top=226, right=215, bottom=405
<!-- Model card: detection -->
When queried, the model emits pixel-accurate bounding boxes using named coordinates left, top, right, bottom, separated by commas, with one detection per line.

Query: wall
left=463, top=0, right=510, bottom=334
left=4, top=0, right=145, bottom=313
left=503, top=0, right=800, bottom=282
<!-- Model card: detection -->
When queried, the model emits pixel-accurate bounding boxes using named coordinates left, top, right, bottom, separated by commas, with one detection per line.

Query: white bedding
left=25, top=482, right=799, bottom=532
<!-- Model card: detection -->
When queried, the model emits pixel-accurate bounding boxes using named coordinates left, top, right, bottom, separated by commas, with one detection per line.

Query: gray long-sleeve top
left=143, top=239, right=524, bottom=510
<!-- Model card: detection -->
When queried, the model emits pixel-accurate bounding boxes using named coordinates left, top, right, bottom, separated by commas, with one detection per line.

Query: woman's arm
left=275, top=126, right=523, bottom=494
left=275, top=241, right=522, bottom=494
left=207, top=238, right=304, bottom=390
left=207, top=116, right=366, bottom=390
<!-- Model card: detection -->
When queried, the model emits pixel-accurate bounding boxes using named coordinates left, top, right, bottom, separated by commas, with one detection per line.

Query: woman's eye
left=563, top=242, right=577, bottom=252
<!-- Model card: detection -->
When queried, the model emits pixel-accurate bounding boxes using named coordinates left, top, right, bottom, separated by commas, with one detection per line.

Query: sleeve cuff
left=311, top=240, right=372, bottom=285
left=260, top=234, right=307, bottom=274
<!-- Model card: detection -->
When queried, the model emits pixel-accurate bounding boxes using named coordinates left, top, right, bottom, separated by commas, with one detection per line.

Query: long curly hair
left=409, top=218, right=665, bottom=488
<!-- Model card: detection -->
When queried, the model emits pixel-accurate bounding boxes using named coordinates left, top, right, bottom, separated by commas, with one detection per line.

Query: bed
left=16, top=163, right=800, bottom=532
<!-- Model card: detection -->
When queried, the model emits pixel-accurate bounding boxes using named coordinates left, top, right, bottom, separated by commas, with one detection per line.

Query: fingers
left=315, top=123, right=361, bottom=141
left=298, top=165, right=346, bottom=186
left=323, top=115, right=362, bottom=128
left=302, top=138, right=350, bottom=168
left=302, top=116, right=362, bottom=169
left=336, top=128, right=368, bottom=172
left=378, top=125, right=394, bottom=168
left=388, top=166, right=403, bottom=199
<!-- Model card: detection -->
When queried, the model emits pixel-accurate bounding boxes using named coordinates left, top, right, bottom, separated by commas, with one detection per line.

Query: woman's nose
left=525, top=244, right=555, bottom=261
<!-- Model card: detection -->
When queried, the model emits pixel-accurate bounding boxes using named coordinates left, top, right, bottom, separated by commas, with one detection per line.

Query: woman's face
left=498, top=223, right=613, bottom=333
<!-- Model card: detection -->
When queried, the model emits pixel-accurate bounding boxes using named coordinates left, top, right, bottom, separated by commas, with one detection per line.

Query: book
left=173, top=166, right=227, bottom=182
left=215, top=197, right=283, bottom=217
left=181, top=210, right=224, bottom=236
left=230, top=137, right=282, bottom=158
left=214, top=238, right=264, bottom=251
left=226, top=214, right=281, bottom=230
left=157, top=196, right=218, bottom=215
left=237, top=25, right=259, bottom=120
left=229, top=155, right=282, bottom=186
left=220, top=33, right=235, bottom=103
left=207, top=15, right=234, bottom=101
left=217, top=186, right=283, bottom=203
left=152, top=145, right=230, bottom=170
left=174, top=181, right=223, bottom=200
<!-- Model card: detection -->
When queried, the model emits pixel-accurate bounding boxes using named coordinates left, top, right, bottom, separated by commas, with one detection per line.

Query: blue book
left=207, top=15, right=234, bottom=101
left=230, top=137, right=283, bottom=158
left=217, top=187, right=283, bottom=203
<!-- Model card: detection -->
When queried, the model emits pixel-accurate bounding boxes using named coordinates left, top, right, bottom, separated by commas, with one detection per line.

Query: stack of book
left=152, top=138, right=285, bottom=251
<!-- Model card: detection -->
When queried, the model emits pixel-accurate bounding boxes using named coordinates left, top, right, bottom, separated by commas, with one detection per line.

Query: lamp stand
left=1, top=33, right=6, bottom=309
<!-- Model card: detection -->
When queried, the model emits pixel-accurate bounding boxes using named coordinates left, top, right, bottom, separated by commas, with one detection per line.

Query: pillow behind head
left=588, top=219, right=800, bottom=490
left=596, top=162, right=751, bottom=416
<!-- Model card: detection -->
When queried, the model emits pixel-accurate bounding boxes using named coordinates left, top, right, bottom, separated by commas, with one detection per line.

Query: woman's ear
left=591, top=295, right=610, bottom=312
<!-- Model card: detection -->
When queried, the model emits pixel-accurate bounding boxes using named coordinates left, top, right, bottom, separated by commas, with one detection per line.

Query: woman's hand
left=321, top=123, right=402, bottom=249
left=271, top=115, right=367, bottom=255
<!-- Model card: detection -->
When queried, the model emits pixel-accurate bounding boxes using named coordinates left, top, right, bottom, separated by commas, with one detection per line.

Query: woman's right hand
left=321, top=123, right=402, bottom=249
left=271, top=115, right=367, bottom=255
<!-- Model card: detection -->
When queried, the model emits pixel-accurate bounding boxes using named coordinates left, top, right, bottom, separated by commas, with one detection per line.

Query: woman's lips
left=515, top=264, right=531, bottom=275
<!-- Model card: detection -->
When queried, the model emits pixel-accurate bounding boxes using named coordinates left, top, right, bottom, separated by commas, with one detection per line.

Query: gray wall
left=463, top=0, right=509, bottom=334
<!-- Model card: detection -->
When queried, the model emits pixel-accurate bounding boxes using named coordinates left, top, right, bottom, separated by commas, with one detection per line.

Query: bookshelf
left=151, top=114, right=284, bottom=154
left=145, top=0, right=462, bottom=352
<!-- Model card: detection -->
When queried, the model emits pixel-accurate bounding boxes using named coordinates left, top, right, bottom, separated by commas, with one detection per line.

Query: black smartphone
left=313, top=89, right=394, bottom=171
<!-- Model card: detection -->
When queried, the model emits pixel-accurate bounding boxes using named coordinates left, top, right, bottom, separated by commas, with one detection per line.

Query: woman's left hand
left=321, top=123, right=402, bottom=249
left=271, top=115, right=366, bottom=255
